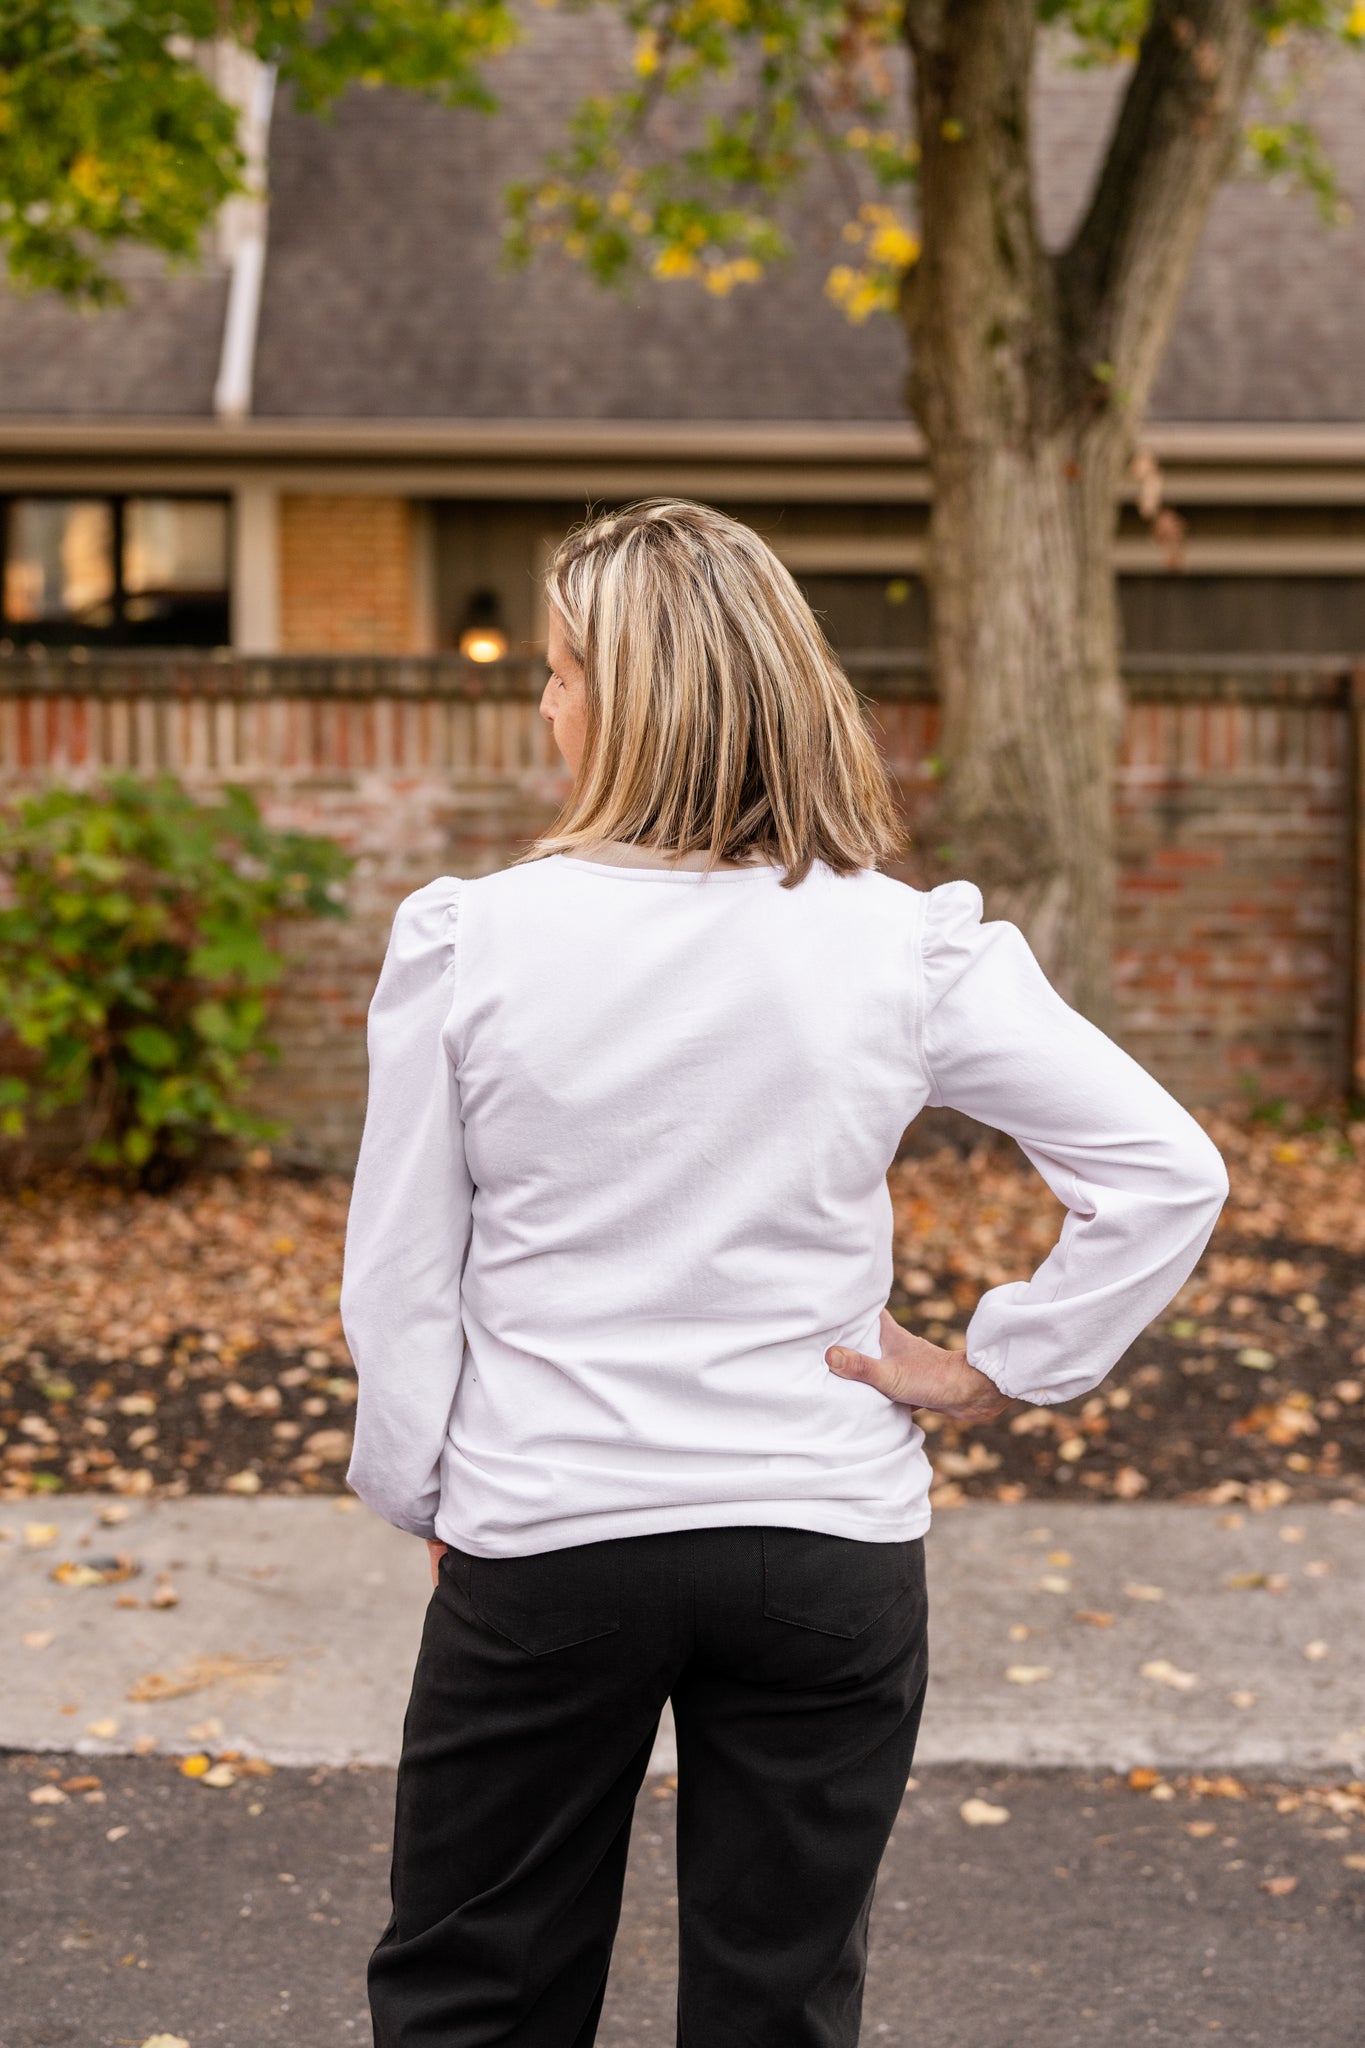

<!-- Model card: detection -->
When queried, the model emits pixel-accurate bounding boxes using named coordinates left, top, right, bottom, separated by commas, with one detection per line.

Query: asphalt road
left=3, top=1753, right=1362, bottom=2048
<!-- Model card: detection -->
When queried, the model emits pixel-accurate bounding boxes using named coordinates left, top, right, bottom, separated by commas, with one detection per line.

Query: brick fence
left=1, top=652, right=1361, bottom=1168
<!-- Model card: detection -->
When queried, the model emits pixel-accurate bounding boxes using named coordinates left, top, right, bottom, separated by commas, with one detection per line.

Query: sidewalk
left=3, top=1497, right=1362, bottom=1777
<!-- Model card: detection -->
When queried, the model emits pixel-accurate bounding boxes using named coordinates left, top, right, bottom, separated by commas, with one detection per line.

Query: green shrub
left=0, top=771, right=353, bottom=1186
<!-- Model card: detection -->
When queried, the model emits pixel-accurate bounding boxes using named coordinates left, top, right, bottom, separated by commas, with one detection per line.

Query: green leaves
left=0, top=771, right=353, bottom=1187
left=504, top=0, right=918, bottom=306
left=0, top=2, right=521, bottom=301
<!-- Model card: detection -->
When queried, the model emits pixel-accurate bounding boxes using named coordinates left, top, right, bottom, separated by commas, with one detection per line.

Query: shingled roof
left=1, top=29, right=1361, bottom=426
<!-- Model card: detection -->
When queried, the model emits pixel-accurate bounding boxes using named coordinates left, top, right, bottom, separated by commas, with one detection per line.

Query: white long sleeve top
left=339, top=851, right=1229, bottom=1555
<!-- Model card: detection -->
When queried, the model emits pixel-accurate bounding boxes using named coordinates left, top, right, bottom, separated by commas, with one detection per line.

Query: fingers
left=826, top=1344, right=913, bottom=1404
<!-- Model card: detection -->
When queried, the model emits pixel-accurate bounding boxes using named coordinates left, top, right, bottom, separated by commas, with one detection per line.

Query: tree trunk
left=901, top=0, right=1263, bottom=1026
left=925, top=425, right=1126, bottom=1025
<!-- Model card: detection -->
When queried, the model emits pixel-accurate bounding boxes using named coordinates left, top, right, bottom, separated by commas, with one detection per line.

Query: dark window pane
left=4, top=499, right=115, bottom=627
left=122, top=497, right=230, bottom=644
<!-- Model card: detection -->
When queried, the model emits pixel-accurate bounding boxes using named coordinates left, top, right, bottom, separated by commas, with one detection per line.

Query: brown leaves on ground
left=0, top=1160, right=354, bottom=1507
left=0, top=1107, right=1363, bottom=1509
left=883, top=1108, right=1365, bottom=1507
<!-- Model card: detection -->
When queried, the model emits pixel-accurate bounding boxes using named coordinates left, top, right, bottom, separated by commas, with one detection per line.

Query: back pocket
left=761, top=1527, right=922, bottom=1639
left=464, top=1542, right=622, bottom=1656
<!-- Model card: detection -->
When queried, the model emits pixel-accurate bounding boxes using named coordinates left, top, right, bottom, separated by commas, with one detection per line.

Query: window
left=1, top=495, right=231, bottom=647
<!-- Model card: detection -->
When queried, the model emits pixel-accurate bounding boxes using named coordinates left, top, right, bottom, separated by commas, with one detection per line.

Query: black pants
left=368, top=1523, right=930, bottom=2048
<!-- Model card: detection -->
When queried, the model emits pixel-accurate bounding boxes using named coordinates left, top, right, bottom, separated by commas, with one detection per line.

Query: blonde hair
left=514, top=498, right=906, bottom=889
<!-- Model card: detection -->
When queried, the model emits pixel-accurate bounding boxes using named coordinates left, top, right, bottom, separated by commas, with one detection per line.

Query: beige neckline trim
left=563, top=839, right=775, bottom=872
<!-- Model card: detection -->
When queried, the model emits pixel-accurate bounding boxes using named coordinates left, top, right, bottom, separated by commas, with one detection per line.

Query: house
left=0, top=33, right=1362, bottom=1158
left=0, top=37, right=1361, bottom=664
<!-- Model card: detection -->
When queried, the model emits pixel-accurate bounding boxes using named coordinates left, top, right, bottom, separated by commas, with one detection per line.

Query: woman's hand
left=426, top=1537, right=448, bottom=1588
left=827, top=1309, right=1014, bottom=1426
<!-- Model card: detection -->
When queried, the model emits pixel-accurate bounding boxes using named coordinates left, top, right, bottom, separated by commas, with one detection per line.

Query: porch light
left=458, top=589, right=509, bottom=663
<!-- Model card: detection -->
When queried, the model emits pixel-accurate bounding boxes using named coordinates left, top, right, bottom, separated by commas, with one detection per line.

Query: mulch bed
left=1, top=1109, right=1362, bottom=1512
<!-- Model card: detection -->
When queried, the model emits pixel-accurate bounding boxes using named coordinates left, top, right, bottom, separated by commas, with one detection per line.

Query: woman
left=340, top=498, right=1228, bottom=2048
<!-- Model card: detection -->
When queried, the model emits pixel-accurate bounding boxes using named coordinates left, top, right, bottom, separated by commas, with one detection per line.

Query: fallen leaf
left=23, top=1522, right=60, bottom=1547
left=1260, top=1875, right=1298, bottom=1896
left=51, top=1553, right=140, bottom=1587
left=1125, top=1582, right=1165, bottom=1601
left=960, top=1797, right=1010, bottom=1827
left=1343, top=1854, right=1365, bottom=1871
left=1185, top=1821, right=1218, bottom=1837
left=86, top=1718, right=119, bottom=1737
left=1303, top=1640, right=1329, bottom=1661
left=1236, top=1348, right=1276, bottom=1371
left=1141, top=1659, right=1199, bottom=1690
left=1073, top=1609, right=1115, bottom=1627
left=179, top=1754, right=211, bottom=1778
left=1229, top=1690, right=1259, bottom=1709
left=201, top=1763, right=237, bottom=1788
left=127, top=1652, right=290, bottom=1703
left=1128, top=1767, right=1163, bottom=1790
left=1005, top=1664, right=1053, bottom=1685
left=22, top=1630, right=54, bottom=1649
left=29, top=1784, right=67, bottom=1804
left=302, top=1428, right=353, bottom=1464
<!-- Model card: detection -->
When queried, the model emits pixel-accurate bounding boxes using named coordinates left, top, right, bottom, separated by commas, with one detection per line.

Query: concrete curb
left=3, top=1497, right=1361, bottom=1779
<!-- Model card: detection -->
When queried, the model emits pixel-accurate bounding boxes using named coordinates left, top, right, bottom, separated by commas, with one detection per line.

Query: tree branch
left=1056, top=0, right=1264, bottom=426
left=901, top=0, right=1059, bottom=446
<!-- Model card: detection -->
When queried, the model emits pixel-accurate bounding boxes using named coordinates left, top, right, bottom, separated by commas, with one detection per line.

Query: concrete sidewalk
left=2, top=1497, right=1362, bottom=1778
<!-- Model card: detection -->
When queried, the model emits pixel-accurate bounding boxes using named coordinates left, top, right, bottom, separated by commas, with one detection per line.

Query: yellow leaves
left=179, top=1752, right=211, bottom=1777
left=1236, top=1346, right=1276, bottom=1371
left=824, top=264, right=895, bottom=324
left=24, top=1521, right=60, bottom=1547
left=633, top=30, right=660, bottom=76
left=1141, top=1657, right=1199, bottom=1690
left=700, top=257, right=762, bottom=296
left=51, top=1552, right=139, bottom=1587
left=68, top=153, right=115, bottom=206
left=825, top=204, right=919, bottom=325
left=867, top=215, right=920, bottom=269
left=652, top=246, right=699, bottom=279
left=959, top=1796, right=1010, bottom=1826
left=1347, top=4, right=1365, bottom=42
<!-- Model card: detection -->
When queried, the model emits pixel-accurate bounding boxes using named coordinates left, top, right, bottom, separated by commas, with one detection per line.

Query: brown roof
left=1, top=29, right=1362, bottom=427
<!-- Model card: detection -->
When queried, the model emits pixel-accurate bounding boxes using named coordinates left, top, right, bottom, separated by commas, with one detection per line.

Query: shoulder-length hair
left=512, top=498, right=907, bottom=889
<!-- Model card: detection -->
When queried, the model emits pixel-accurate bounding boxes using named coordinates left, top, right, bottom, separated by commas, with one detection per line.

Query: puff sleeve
left=920, top=879, right=1229, bottom=1409
left=340, top=877, right=472, bottom=1539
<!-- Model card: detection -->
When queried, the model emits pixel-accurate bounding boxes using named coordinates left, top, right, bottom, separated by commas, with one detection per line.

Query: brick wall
left=0, top=656, right=1360, bottom=1168
left=279, top=496, right=417, bottom=652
